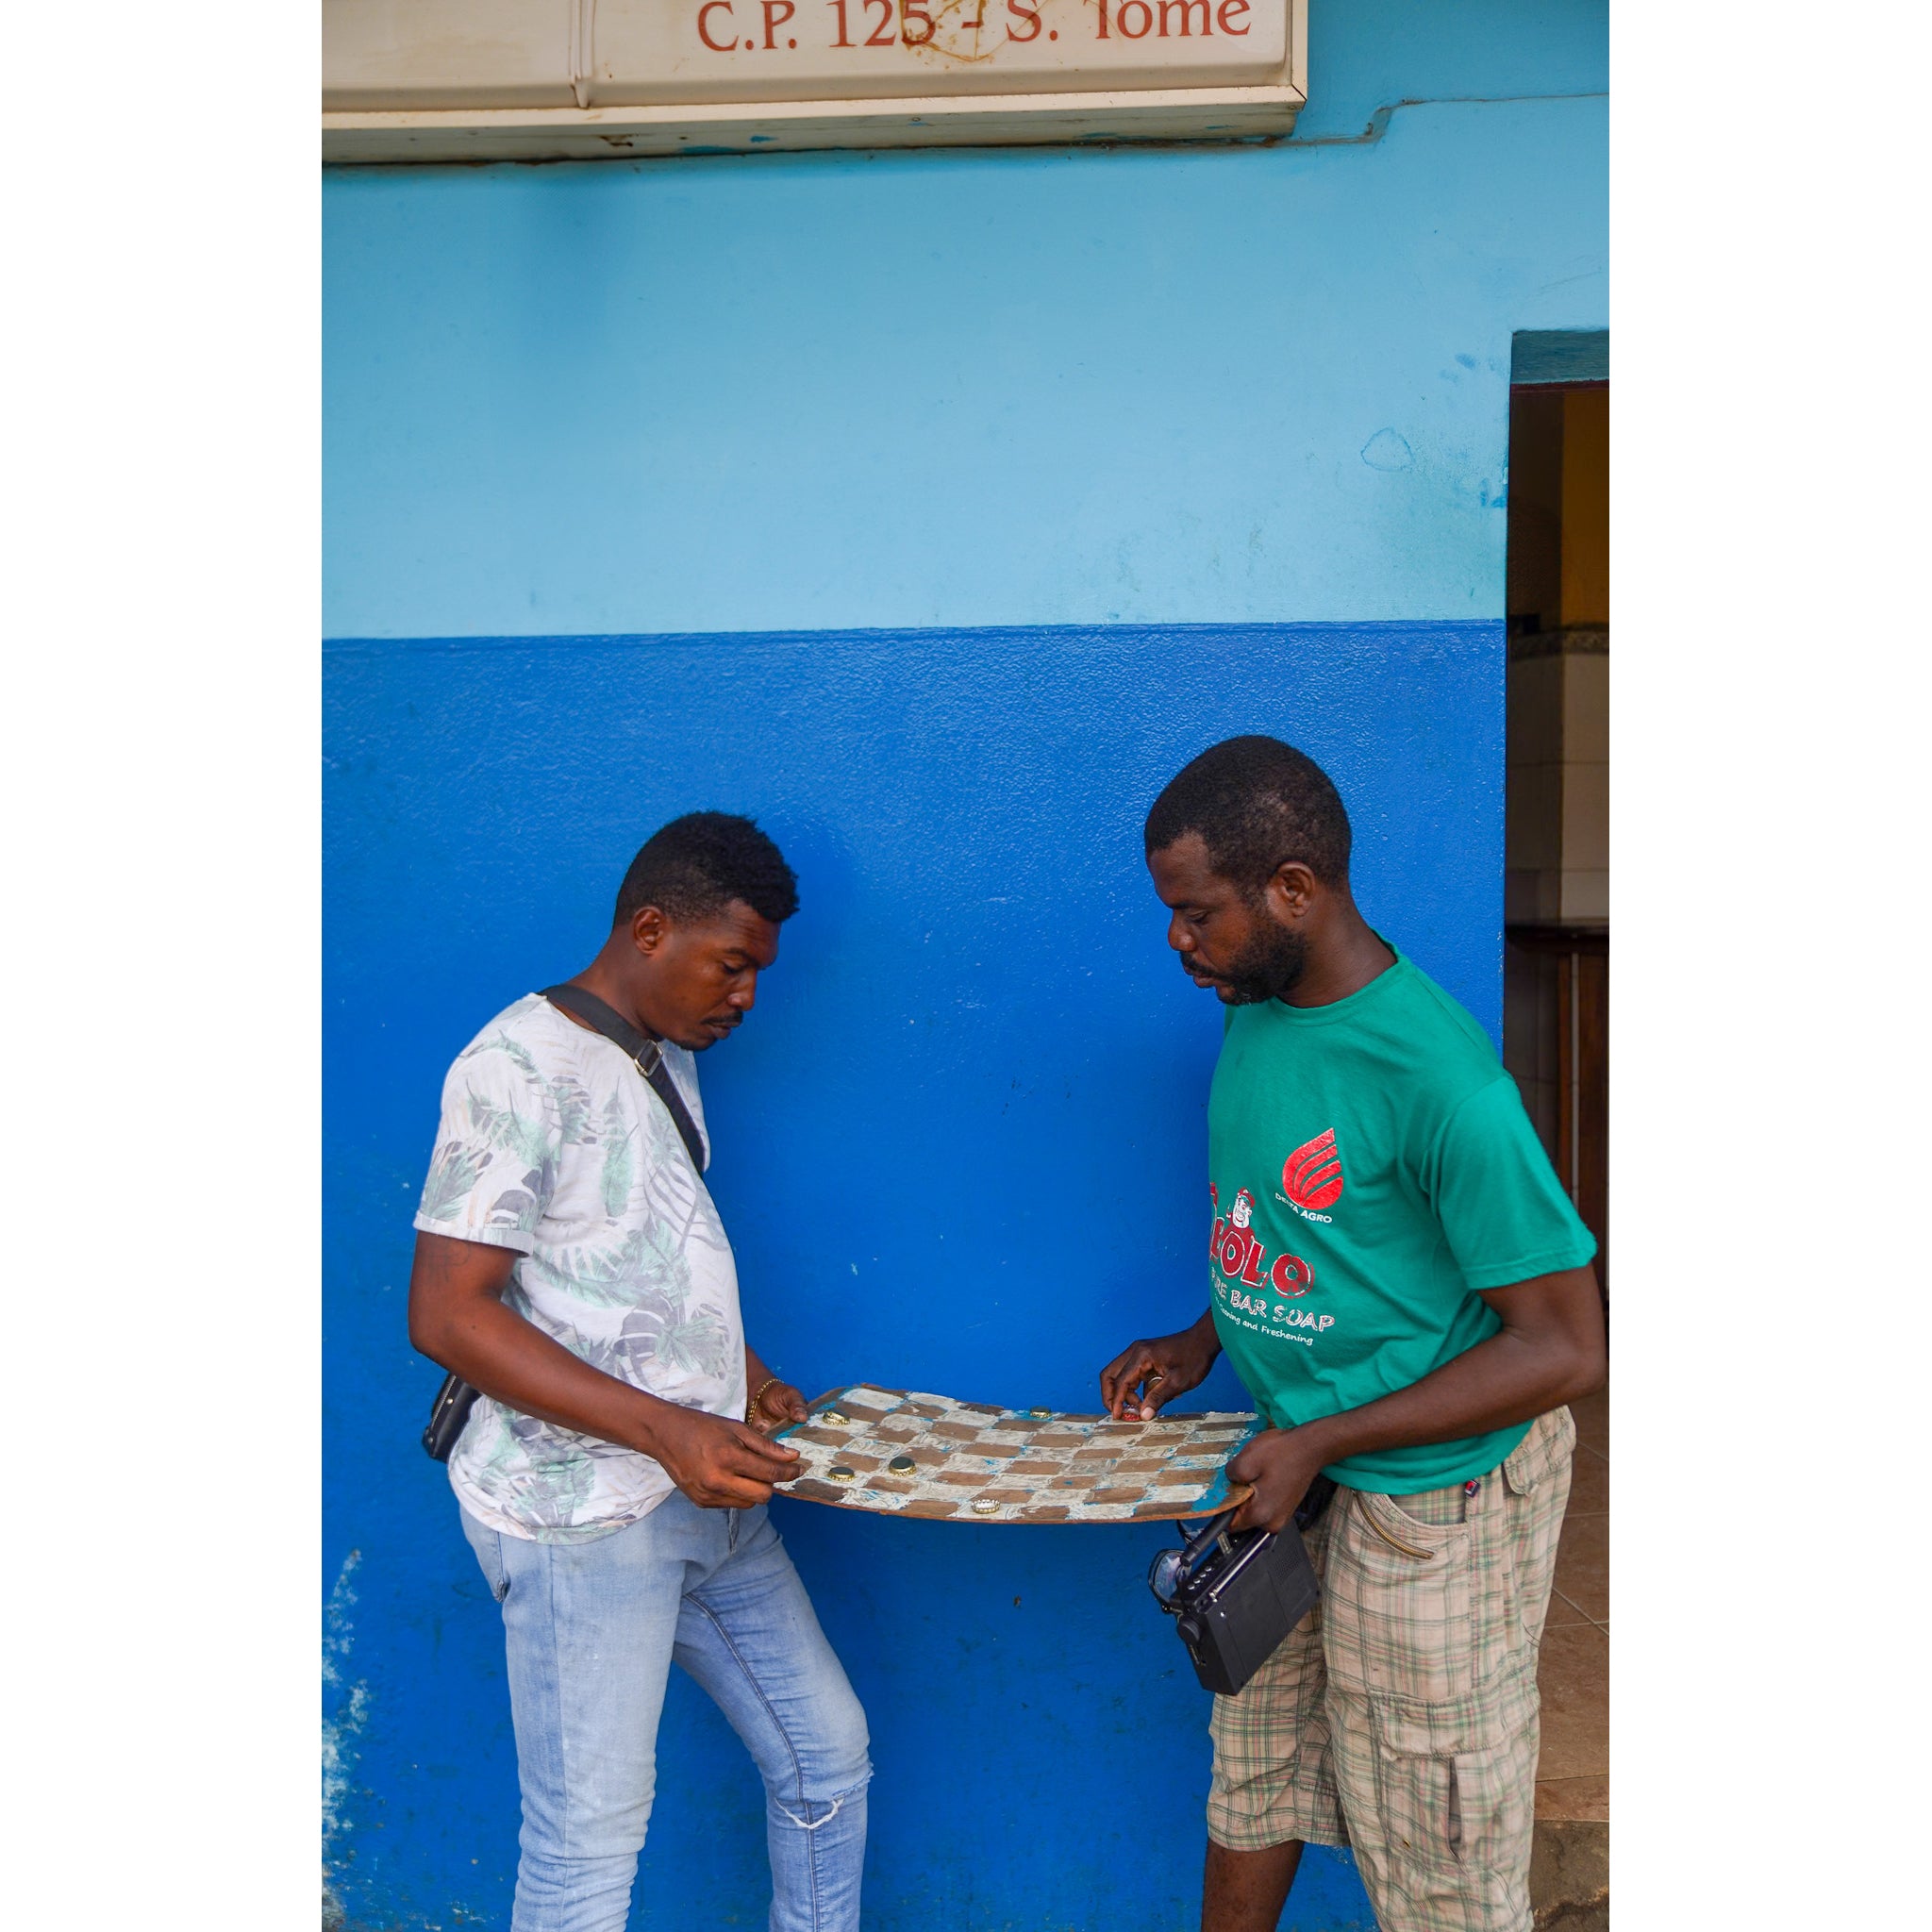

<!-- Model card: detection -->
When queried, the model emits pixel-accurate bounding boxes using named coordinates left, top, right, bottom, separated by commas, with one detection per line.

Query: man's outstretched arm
left=1225, top=1264, right=1606, bottom=1530
left=408, top=1229, right=799, bottom=1507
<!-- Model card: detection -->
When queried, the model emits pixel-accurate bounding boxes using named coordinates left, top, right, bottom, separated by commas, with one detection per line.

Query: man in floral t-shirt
left=409, top=812, right=869, bottom=1932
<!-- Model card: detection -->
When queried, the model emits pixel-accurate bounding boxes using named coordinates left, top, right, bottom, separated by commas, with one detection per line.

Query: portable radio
left=1147, top=1478, right=1333, bottom=1696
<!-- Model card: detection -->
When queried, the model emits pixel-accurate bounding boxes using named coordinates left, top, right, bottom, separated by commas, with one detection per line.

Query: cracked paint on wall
left=323, top=1549, right=368, bottom=1904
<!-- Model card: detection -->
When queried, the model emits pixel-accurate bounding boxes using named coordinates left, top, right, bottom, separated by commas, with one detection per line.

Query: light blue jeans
left=461, top=1494, right=870, bottom=1932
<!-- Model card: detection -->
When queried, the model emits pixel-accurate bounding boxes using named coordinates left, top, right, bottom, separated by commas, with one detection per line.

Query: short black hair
left=612, top=812, right=799, bottom=928
left=1143, top=737, right=1352, bottom=891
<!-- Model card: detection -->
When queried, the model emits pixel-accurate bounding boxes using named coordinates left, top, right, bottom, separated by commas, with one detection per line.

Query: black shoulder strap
left=541, top=984, right=708, bottom=1173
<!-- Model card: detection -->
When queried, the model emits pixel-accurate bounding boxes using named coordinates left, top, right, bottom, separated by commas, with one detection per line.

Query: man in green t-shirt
left=1099, top=737, right=1605, bottom=1932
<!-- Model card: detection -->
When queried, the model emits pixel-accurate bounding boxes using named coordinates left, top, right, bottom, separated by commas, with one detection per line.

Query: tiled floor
left=1536, top=1384, right=1608, bottom=1824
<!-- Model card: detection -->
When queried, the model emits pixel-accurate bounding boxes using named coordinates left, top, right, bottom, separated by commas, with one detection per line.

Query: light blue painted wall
left=324, top=8, right=1605, bottom=641
left=324, top=7, right=1606, bottom=1927
left=1291, top=0, right=1607, bottom=138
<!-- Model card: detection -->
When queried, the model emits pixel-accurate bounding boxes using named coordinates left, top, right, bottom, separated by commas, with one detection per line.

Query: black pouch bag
left=1148, top=1474, right=1337, bottom=1697
left=419, top=984, right=710, bottom=1462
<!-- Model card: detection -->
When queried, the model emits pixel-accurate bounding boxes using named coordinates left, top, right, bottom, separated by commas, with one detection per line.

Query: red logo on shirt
left=1210, top=1187, right=1316, bottom=1297
left=1282, top=1128, right=1345, bottom=1211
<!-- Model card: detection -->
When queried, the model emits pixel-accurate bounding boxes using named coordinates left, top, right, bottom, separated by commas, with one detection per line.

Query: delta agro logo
left=1279, top=1127, right=1344, bottom=1223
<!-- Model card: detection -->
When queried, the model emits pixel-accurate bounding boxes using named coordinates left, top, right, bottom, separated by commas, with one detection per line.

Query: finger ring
left=1145, top=1372, right=1165, bottom=1386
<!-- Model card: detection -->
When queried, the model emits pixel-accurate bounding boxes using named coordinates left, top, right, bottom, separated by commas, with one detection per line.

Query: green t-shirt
left=1206, top=948, right=1596, bottom=1492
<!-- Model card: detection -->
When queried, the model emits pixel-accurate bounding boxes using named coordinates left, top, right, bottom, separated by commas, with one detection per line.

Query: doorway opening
left=1503, top=329, right=1609, bottom=1906
left=1503, top=341, right=1608, bottom=1291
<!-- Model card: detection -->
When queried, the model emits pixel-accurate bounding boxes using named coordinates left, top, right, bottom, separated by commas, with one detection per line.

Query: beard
left=1193, top=919, right=1307, bottom=1005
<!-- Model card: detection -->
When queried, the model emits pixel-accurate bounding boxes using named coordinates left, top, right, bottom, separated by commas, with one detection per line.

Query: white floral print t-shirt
left=414, top=993, right=746, bottom=1542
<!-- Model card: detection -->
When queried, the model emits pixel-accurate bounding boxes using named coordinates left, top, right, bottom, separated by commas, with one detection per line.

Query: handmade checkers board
left=771, top=1386, right=1260, bottom=1524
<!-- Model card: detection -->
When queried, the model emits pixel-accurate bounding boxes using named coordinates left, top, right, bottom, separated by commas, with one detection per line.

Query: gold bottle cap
left=827, top=1466, right=857, bottom=1483
left=817, top=1410, right=851, bottom=1427
left=971, top=1497, right=1001, bottom=1515
left=1027, top=1407, right=1052, bottom=1420
left=888, top=1456, right=917, bottom=1474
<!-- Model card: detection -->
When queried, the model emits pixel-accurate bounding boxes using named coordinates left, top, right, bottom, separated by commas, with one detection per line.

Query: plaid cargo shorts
left=1207, top=1406, right=1576, bottom=1932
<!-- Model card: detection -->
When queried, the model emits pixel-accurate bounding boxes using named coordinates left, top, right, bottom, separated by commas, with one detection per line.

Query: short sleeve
left=412, top=1036, right=564, bottom=1253
left=1427, top=1077, right=1598, bottom=1292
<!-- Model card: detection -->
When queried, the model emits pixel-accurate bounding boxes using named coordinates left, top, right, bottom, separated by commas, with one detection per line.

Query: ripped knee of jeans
left=771, top=1768, right=872, bottom=1834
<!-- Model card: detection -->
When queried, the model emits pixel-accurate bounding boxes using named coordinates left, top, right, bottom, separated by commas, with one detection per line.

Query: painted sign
left=617, top=0, right=1286, bottom=101
left=323, top=0, right=1307, bottom=159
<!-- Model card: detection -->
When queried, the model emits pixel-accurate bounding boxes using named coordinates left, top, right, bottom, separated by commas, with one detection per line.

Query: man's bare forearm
left=408, top=1231, right=800, bottom=1506
left=1226, top=1268, right=1605, bottom=1529
left=412, top=1251, right=676, bottom=1456
left=1267, top=1274, right=1599, bottom=1468
left=1291, top=1307, right=1599, bottom=1472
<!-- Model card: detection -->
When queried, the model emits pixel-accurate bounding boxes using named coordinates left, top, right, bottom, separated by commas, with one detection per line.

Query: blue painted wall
left=324, top=6, right=1605, bottom=1927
